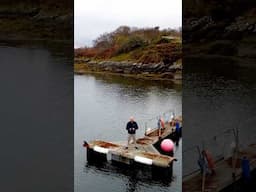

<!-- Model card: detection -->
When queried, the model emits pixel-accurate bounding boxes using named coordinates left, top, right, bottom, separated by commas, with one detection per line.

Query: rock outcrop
left=75, top=59, right=182, bottom=80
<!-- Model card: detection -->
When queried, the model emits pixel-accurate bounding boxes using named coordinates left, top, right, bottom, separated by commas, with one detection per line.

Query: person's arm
left=126, top=122, right=129, bottom=130
left=135, top=122, right=138, bottom=130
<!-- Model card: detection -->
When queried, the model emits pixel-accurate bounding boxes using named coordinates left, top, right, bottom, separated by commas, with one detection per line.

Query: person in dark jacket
left=175, top=120, right=181, bottom=146
left=126, top=116, right=138, bottom=149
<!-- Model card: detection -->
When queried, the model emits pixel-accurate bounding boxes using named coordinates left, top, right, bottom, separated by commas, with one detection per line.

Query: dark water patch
left=0, top=41, right=73, bottom=192
left=183, top=61, right=256, bottom=177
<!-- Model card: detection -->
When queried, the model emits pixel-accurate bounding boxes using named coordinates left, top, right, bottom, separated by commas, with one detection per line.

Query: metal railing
left=183, top=116, right=256, bottom=179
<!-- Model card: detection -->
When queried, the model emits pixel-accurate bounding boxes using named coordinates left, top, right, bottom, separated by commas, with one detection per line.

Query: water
left=183, top=62, right=256, bottom=176
left=0, top=40, right=73, bottom=191
left=75, top=74, right=182, bottom=192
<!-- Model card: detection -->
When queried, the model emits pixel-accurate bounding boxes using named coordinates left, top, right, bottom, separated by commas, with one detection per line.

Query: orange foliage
left=75, top=26, right=181, bottom=63
left=75, top=47, right=98, bottom=58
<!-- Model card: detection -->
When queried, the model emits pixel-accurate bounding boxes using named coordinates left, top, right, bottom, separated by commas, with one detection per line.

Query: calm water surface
left=0, top=40, right=73, bottom=191
left=183, top=63, right=256, bottom=176
left=75, top=74, right=182, bottom=192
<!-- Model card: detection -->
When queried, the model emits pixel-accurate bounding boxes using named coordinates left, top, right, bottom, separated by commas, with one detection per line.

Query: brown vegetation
left=75, top=26, right=181, bottom=64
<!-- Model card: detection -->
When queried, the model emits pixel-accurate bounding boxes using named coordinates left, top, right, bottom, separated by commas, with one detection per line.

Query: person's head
left=130, top=116, right=134, bottom=122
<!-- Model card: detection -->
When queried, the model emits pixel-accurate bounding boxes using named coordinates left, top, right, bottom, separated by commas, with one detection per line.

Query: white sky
left=75, top=0, right=181, bottom=48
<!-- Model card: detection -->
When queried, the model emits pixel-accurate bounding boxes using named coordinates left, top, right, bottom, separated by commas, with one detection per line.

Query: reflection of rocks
left=184, top=10, right=256, bottom=62
left=0, top=8, right=40, bottom=18
left=183, top=1, right=256, bottom=69
left=184, top=16, right=215, bottom=32
left=33, top=11, right=73, bottom=24
left=225, top=17, right=256, bottom=33
left=0, top=2, right=72, bottom=40
left=184, top=13, right=256, bottom=43
left=207, top=41, right=238, bottom=56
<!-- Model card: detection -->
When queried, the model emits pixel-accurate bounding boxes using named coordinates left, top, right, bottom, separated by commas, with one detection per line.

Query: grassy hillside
left=75, top=26, right=181, bottom=65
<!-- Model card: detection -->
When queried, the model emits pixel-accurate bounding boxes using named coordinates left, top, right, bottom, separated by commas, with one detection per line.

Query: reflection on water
left=0, top=40, right=73, bottom=191
left=84, top=163, right=173, bottom=190
left=75, top=74, right=182, bottom=192
left=88, top=73, right=182, bottom=91
left=183, top=62, right=256, bottom=176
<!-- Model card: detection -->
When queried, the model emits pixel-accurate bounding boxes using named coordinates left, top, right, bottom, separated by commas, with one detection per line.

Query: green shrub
left=116, top=36, right=146, bottom=54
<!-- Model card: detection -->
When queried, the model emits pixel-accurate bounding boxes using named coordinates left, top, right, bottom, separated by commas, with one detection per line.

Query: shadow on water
left=78, top=73, right=182, bottom=91
left=84, top=162, right=173, bottom=192
left=185, top=62, right=256, bottom=82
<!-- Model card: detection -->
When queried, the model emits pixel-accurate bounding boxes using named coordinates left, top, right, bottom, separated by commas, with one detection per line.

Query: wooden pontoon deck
left=84, top=118, right=182, bottom=175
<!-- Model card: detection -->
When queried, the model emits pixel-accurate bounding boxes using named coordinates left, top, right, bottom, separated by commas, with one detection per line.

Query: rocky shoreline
left=75, top=59, right=182, bottom=82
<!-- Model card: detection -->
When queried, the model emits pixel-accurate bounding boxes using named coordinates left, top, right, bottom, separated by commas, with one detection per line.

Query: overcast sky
left=75, top=0, right=181, bottom=48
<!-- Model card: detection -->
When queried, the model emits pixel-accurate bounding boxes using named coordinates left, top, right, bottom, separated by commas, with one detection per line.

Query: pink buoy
left=161, top=139, right=174, bottom=152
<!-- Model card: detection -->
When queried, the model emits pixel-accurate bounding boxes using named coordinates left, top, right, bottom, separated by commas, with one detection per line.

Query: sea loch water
left=75, top=74, right=182, bottom=192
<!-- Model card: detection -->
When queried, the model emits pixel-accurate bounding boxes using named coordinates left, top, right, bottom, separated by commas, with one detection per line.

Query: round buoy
left=161, top=139, right=174, bottom=152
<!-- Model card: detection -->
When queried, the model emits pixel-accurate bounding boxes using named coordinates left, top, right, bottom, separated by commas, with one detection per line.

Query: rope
left=183, top=128, right=236, bottom=178
left=144, top=109, right=176, bottom=122
left=138, top=109, right=177, bottom=127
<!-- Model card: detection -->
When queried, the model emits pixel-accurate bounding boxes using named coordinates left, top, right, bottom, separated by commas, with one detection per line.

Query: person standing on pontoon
left=202, top=150, right=216, bottom=175
left=157, top=116, right=165, bottom=138
left=175, top=120, right=181, bottom=146
left=125, top=116, right=138, bottom=149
